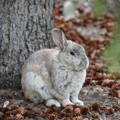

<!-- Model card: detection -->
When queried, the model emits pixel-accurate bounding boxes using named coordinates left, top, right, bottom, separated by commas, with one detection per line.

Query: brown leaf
left=16, top=114, right=24, bottom=120
left=74, top=108, right=81, bottom=115
left=91, top=113, right=99, bottom=119
left=0, top=112, right=4, bottom=119
left=80, top=107, right=89, bottom=115
left=64, top=105, right=74, bottom=112
left=72, top=115, right=83, bottom=120
left=92, top=103, right=100, bottom=111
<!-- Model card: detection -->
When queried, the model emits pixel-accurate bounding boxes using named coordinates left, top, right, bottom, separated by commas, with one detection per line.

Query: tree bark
left=0, top=0, right=54, bottom=89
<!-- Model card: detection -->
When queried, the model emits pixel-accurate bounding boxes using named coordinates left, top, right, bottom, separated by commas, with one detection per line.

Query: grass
left=93, top=0, right=120, bottom=75
left=93, top=0, right=106, bottom=17
left=103, top=19, right=120, bottom=73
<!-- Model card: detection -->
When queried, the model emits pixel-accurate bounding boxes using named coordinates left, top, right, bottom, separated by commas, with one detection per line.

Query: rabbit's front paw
left=46, top=99, right=61, bottom=107
left=62, top=99, right=74, bottom=106
left=72, top=99, right=84, bottom=106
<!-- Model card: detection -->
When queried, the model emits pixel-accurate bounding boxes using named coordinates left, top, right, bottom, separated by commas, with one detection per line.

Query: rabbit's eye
left=70, top=51, right=75, bottom=56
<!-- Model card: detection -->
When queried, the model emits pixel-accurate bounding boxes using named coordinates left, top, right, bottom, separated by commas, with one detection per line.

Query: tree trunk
left=0, top=0, right=54, bottom=89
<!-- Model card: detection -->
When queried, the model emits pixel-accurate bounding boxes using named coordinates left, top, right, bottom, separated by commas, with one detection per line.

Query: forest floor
left=0, top=1, right=120, bottom=120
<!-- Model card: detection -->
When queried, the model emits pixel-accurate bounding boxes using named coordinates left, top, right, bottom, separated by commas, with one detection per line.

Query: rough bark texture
left=55, top=0, right=65, bottom=4
left=0, top=0, right=54, bottom=89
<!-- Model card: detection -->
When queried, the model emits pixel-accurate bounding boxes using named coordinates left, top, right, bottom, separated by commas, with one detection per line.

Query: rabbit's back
left=21, top=48, right=59, bottom=88
left=22, top=49, right=59, bottom=72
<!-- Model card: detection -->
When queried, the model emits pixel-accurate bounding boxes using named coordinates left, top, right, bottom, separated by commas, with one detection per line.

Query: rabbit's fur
left=21, top=28, right=89, bottom=107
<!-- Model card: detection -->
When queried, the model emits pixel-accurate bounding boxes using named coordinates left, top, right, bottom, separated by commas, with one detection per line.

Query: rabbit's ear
left=52, top=28, right=68, bottom=50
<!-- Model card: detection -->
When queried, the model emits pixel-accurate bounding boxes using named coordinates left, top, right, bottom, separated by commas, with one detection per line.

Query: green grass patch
left=93, top=0, right=107, bottom=17
left=103, top=20, right=120, bottom=73
left=93, top=0, right=120, bottom=76
left=103, top=4, right=120, bottom=74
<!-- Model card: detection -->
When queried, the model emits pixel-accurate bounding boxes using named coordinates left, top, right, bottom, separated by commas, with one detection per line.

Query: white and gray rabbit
left=21, top=28, right=89, bottom=107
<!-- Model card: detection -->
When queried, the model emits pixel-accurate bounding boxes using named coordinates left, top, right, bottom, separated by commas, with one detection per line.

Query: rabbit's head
left=52, top=28, right=89, bottom=71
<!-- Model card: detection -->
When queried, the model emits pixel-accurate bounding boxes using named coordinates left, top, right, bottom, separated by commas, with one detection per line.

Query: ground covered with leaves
left=0, top=2, right=120, bottom=120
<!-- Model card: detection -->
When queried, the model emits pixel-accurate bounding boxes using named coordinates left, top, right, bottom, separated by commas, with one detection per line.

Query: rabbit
left=21, top=28, right=89, bottom=107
